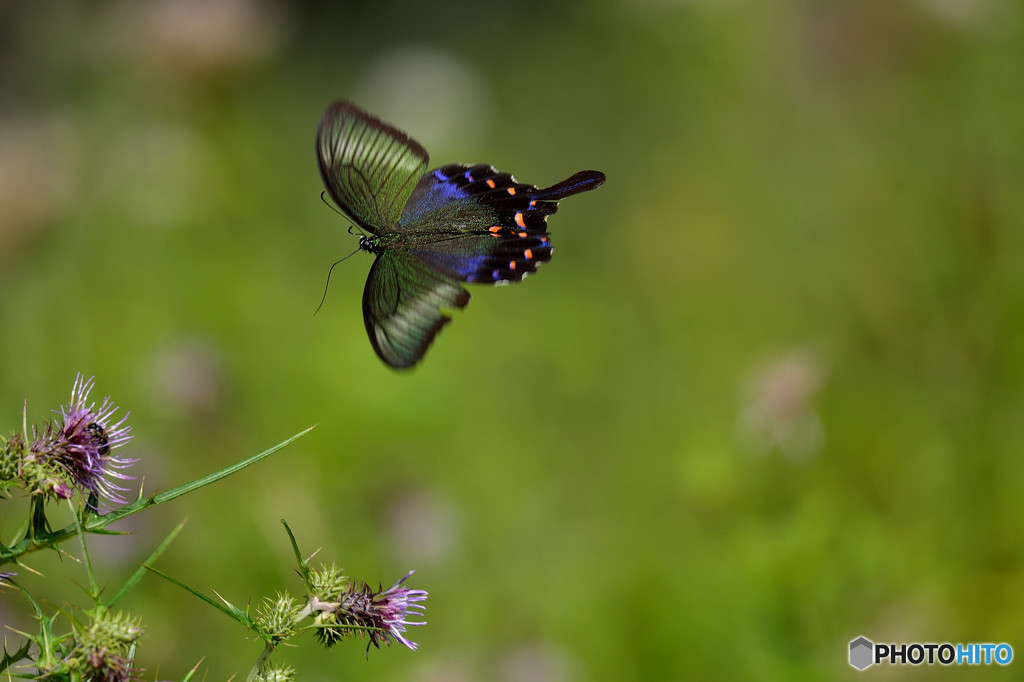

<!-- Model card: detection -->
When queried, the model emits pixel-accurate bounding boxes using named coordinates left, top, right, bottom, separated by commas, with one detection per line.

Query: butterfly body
left=317, top=100, right=605, bottom=369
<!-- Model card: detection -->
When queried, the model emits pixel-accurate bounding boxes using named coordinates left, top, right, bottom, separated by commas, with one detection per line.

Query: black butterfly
left=316, top=100, right=605, bottom=369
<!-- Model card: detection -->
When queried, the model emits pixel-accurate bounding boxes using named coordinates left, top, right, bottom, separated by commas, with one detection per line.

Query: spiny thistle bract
left=257, top=593, right=301, bottom=643
left=63, top=611, right=145, bottom=682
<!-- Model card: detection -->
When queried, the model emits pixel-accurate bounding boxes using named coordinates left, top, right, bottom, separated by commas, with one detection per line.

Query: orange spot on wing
left=518, top=231, right=527, bottom=238
left=507, top=187, right=516, bottom=195
left=486, top=178, right=496, bottom=188
left=509, top=260, right=516, bottom=270
left=524, top=249, right=533, bottom=260
left=489, top=225, right=502, bottom=233
left=515, top=212, right=526, bottom=229
left=530, top=200, right=537, bottom=207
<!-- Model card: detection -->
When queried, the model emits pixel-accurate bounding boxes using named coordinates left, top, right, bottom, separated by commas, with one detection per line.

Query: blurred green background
left=2, top=0, right=1023, bottom=679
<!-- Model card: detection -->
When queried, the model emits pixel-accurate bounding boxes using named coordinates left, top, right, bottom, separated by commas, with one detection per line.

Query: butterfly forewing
left=363, top=250, right=471, bottom=369
left=316, top=101, right=429, bottom=232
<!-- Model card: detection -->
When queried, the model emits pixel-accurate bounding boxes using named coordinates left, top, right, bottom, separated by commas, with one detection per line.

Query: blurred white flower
left=386, top=488, right=458, bottom=566
left=110, top=0, right=285, bottom=78
left=498, top=642, right=577, bottom=682
left=151, top=337, right=225, bottom=421
left=0, top=117, right=77, bottom=254
left=736, top=348, right=827, bottom=461
left=354, top=46, right=491, bottom=152
left=410, top=659, right=474, bottom=682
left=914, top=0, right=1013, bottom=32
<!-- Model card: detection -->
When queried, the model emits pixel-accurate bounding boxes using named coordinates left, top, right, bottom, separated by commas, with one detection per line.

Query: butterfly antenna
left=314, top=245, right=362, bottom=316
left=321, top=191, right=367, bottom=237
left=320, top=191, right=345, bottom=217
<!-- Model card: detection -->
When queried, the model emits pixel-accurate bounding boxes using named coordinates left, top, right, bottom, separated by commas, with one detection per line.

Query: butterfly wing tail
left=534, top=170, right=606, bottom=200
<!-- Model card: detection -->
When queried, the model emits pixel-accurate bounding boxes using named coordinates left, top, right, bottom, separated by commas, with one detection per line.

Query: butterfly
left=315, top=100, right=606, bottom=369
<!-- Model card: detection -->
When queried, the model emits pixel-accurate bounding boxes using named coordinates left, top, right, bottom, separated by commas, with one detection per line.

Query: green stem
left=247, top=642, right=276, bottom=682
left=0, top=426, right=314, bottom=567
left=70, top=498, right=101, bottom=603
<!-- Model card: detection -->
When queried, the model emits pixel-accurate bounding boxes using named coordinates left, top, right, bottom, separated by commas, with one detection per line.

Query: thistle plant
left=0, top=375, right=428, bottom=680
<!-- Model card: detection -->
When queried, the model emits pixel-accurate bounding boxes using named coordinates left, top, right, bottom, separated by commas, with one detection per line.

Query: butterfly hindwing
left=316, top=101, right=428, bottom=232
left=406, top=232, right=554, bottom=285
left=362, top=249, right=471, bottom=369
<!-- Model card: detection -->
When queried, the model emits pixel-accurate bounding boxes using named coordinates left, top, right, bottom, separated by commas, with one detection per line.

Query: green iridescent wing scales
left=315, top=101, right=428, bottom=232
left=362, top=249, right=471, bottom=369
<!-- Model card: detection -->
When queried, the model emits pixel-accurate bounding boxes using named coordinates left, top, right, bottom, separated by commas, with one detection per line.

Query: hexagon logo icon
left=849, top=636, right=874, bottom=670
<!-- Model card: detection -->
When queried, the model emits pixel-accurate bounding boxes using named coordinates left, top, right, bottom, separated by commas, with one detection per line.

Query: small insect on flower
left=32, top=374, right=137, bottom=507
left=87, top=422, right=111, bottom=455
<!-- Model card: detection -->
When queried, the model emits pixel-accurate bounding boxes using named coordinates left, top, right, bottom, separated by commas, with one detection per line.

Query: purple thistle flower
left=315, top=570, right=427, bottom=652
left=363, top=570, right=428, bottom=651
left=33, top=374, right=136, bottom=506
